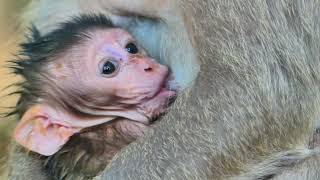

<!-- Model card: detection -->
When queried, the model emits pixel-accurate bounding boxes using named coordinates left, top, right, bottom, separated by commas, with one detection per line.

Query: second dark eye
left=102, top=61, right=117, bottom=75
left=125, top=42, right=139, bottom=54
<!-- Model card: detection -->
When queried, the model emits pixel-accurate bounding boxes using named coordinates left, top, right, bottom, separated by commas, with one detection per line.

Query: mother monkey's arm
left=99, top=0, right=320, bottom=179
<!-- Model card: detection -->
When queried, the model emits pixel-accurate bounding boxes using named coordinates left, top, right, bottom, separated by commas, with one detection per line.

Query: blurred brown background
left=0, top=1, right=27, bottom=174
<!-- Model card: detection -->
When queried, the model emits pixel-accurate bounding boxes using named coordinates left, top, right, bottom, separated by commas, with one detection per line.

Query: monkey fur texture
left=6, top=0, right=320, bottom=180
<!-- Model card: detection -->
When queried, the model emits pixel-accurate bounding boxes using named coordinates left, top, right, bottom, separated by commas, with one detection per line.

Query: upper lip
left=143, top=72, right=177, bottom=102
left=156, top=74, right=176, bottom=95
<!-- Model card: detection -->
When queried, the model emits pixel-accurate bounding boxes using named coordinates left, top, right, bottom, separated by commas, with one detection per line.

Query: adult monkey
left=8, top=0, right=320, bottom=180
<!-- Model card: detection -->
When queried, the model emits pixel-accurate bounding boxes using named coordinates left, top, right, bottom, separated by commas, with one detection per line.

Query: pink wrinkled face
left=48, top=28, right=176, bottom=121
left=79, top=28, right=172, bottom=105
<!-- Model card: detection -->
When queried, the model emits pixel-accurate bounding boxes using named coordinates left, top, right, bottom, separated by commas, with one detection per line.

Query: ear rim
left=13, top=105, right=80, bottom=156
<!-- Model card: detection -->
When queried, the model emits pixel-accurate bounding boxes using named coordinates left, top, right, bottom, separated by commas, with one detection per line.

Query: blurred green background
left=0, top=1, right=29, bottom=175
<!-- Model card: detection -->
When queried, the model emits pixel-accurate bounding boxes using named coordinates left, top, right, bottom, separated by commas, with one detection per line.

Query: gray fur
left=100, top=0, right=320, bottom=179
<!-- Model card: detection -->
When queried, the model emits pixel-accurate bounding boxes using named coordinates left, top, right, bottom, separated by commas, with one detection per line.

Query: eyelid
left=125, top=38, right=137, bottom=46
left=125, top=41, right=139, bottom=50
left=127, top=41, right=148, bottom=55
left=98, top=58, right=121, bottom=78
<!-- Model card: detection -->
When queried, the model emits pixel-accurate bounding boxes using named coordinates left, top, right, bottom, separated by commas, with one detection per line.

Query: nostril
left=144, top=67, right=153, bottom=72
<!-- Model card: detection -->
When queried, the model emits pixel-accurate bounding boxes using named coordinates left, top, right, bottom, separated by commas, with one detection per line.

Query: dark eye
left=101, top=61, right=117, bottom=75
left=125, top=42, right=139, bottom=54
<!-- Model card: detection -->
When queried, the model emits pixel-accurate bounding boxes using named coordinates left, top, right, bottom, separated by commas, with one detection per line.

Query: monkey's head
left=10, top=14, right=176, bottom=156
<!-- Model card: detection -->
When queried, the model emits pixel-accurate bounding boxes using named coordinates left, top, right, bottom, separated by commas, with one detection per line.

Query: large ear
left=13, top=105, right=80, bottom=156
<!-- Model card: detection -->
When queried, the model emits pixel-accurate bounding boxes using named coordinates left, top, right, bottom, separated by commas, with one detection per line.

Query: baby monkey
left=11, top=13, right=176, bottom=167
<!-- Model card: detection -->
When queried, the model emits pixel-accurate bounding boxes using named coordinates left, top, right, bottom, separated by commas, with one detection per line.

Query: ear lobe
left=13, top=105, right=80, bottom=156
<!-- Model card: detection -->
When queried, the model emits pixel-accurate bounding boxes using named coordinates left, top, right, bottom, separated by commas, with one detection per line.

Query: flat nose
left=132, top=57, right=168, bottom=75
left=139, top=58, right=158, bottom=72
left=144, top=66, right=153, bottom=72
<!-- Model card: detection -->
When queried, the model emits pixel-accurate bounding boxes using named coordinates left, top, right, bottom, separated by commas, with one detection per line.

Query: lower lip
left=155, top=88, right=176, bottom=98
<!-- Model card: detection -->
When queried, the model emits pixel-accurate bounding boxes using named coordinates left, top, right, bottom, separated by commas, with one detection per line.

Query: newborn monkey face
left=13, top=16, right=176, bottom=156
left=74, top=28, right=173, bottom=106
